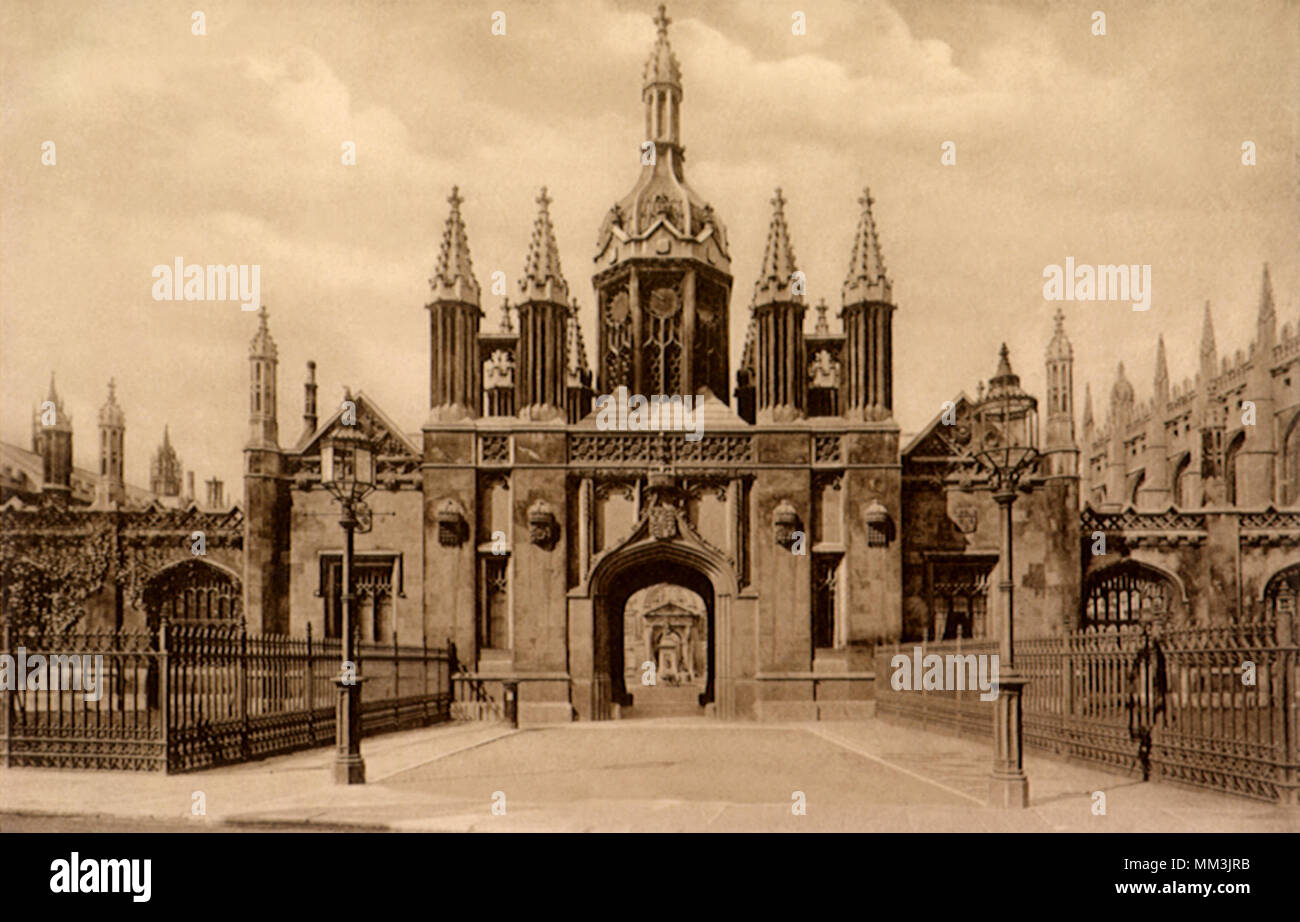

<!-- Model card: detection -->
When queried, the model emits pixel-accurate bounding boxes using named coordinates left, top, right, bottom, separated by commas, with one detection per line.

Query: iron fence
left=874, top=618, right=1300, bottom=803
left=1, top=620, right=452, bottom=773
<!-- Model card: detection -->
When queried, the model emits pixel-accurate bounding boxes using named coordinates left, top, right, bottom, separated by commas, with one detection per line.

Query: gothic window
left=1083, top=561, right=1179, bottom=629
left=1224, top=431, right=1245, bottom=505
left=1172, top=454, right=1193, bottom=508
left=643, top=286, right=681, bottom=394
left=603, top=287, right=632, bottom=391
left=812, top=554, right=841, bottom=649
left=1263, top=565, right=1299, bottom=623
left=479, top=556, right=510, bottom=650
left=320, top=553, right=400, bottom=640
left=143, top=560, right=242, bottom=626
left=927, top=558, right=993, bottom=640
left=1283, top=414, right=1300, bottom=506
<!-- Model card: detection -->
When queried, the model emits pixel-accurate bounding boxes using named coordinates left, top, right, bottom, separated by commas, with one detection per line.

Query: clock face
left=608, top=291, right=629, bottom=324
left=649, top=287, right=678, bottom=318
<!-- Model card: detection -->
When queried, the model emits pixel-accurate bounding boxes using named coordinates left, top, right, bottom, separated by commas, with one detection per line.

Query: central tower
left=592, top=4, right=733, bottom=400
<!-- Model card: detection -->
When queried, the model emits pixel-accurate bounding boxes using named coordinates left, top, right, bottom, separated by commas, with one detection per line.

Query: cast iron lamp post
left=320, top=425, right=375, bottom=784
left=971, top=344, right=1039, bottom=808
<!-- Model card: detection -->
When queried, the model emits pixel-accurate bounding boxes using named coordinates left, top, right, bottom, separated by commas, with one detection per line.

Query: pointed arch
left=1082, top=559, right=1187, bottom=628
left=1282, top=410, right=1300, bottom=507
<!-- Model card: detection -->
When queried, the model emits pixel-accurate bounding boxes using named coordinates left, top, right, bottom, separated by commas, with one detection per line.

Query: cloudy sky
left=2, top=0, right=1296, bottom=495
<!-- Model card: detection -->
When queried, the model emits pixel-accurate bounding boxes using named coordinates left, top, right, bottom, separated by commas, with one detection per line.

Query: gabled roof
left=902, top=391, right=975, bottom=459
left=294, top=390, right=420, bottom=458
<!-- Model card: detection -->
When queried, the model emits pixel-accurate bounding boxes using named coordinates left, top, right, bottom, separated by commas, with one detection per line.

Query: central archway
left=604, top=564, right=714, bottom=716
left=583, top=537, right=738, bottom=720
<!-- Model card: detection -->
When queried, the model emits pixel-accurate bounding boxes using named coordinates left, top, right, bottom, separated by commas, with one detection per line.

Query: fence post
left=306, top=622, right=314, bottom=744
left=393, top=630, right=400, bottom=729
left=422, top=634, right=429, bottom=723
left=1278, top=613, right=1298, bottom=805
left=1, top=620, right=10, bottom=768
left=239, top=618, right=250, bottom=762
left=158, top=617, right=170, bottom=772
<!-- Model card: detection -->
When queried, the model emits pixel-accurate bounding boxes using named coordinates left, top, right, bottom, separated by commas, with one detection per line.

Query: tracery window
left=1083, top=561, right=1179, bottom=628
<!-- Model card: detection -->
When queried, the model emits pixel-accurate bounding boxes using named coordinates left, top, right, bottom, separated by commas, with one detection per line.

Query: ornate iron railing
left=1, top=621, right=452, bottom=773
left=875, top=619, right=1300, bottom=804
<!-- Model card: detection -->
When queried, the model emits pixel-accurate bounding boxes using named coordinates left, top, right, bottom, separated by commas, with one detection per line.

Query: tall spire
left=641, top=4, right=683, bottom=155
left=249, top=305, right=277, bottom=358
left=753, top=188, right=802, bottom=306
left=1046, top=306, right=1072, bottom=361
left=1258, top=262, right=1276, bottom=328
left=566, top=297, right=590, bottom=382
left=1155, top=334, right=1168, bottom=384
left=98, top=378, right=124, bottom=428
left=842, top=188, right=891, bottom=304
left=1200, top=300, right=1216, bottom=357
left=520, top=186, right=569, bottom=304
left=644, top=6, right=682, bottom=98
left=430, top=186, right=480, bottom=305
left=813, top=298, right=830, bottom=334
left=1082, top=382, right=1094, bottom=428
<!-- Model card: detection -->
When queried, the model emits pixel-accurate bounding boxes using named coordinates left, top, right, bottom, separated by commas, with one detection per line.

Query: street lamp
left=971, top=343, right=1039, bottom=809
left=320, top=423, right=375, bottom=784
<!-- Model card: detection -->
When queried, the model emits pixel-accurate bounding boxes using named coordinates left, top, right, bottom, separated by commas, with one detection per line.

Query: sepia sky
left=2, top=0, right=1297, bottom=495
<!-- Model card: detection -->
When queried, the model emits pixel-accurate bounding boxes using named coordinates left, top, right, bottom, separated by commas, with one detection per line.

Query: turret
left=841, top=189, right=895, bottom=421
left=1237, top=264, right=1279, bottom=505
left=1104, top=362, right=1133, bottom=507
left=592, top=4, right=732, bottom=401
left=1138, top=336, right=1172, bottom=508
left=752, top=189, right=806, bottom=422
left=303, top=360, right=318, bottom=436
left=150, top=425, right=183, bottom=498
left=34, top=373, right=73, bottom=505
left=427, top=186, right=483, bottom=423
left=95, top=378, right=126, bottom=508
left=1043, top=307, right=1077, bottom=476
left=248, top=306, right=278, bottom=449
left=516, top=187, right=570, bottom=420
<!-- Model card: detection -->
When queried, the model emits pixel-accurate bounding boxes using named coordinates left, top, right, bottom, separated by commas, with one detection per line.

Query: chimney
left=205, top=476, right=224, bottom=509
left=304, top=360, right=318, bottom=434
left=186, top=471, right=196, bottom=502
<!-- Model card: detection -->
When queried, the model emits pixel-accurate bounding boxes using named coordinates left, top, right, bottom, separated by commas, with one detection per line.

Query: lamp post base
left=990, top=673, right=1030, bottom=809
left=333, top=676, right=367, bottom=786
left=334, top=754, right=366, bottom=785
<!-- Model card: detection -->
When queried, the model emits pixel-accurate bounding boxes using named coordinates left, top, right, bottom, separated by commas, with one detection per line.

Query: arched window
left=1083, top=561, right=1183, bottom=629
left=1283, top=414, right=1300, bottom=507
left=142, top=559, right=242, bottom=626
left=1129, top=471, right=1145, bottom=507
left=1172, top=454, right=1192, bottom=508
left=1224, top=431, right=1245, bottom=505
left=1263, top=565, right=1299, bottom=623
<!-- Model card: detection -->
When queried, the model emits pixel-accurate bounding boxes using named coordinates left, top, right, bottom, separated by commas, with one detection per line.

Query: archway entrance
left=621, top=582, right=709, bottom=717
left=594, top=559, right=716, bottom=719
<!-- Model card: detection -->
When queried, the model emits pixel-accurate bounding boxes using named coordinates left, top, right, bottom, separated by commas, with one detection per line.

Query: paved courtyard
left=2, top=719, right=1296, bottom=833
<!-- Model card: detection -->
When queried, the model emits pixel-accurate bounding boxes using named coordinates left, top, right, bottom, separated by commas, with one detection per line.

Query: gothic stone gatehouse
left=237, top=8, right=1300, bottom=726
left=242, top=11, right=905, bottom=723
